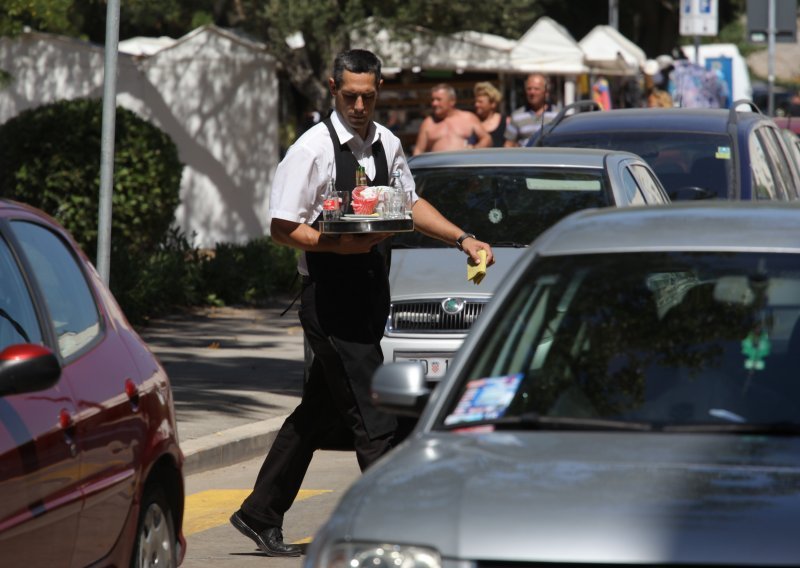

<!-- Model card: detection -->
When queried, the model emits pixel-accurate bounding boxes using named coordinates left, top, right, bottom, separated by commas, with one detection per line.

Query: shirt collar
left=332, top=110, right=379, bottom=147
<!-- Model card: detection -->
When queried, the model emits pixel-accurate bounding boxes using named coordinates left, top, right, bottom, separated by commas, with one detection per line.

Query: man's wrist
left=455, top=232, right=476, bottom=251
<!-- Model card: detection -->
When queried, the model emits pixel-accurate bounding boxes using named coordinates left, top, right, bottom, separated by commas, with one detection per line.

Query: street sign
left=747, top=0, right=797, bottom=43
left=680, top=0, right=719, bottom=36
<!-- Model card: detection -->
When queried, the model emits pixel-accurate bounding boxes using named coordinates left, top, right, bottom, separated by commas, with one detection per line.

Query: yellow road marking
left=184, top=489, right=331, bottom=536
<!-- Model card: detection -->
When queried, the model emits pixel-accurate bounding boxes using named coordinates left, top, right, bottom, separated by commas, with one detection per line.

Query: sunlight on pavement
left=184, top=489, right=331, bottom=536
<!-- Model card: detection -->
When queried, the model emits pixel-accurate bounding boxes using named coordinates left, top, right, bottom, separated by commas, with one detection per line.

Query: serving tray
left=319, top=215, right=414, bottom=234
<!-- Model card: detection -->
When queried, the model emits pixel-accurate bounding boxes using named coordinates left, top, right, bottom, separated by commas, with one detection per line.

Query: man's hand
left=461, top=237, right=495, bottom=267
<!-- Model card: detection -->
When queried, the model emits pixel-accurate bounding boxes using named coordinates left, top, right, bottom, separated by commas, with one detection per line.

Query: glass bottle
left=387, top=169, right=406, bottom=219
left=322, top=177, right=339, bottom=221
left=355, top=165, right=368, bottom=190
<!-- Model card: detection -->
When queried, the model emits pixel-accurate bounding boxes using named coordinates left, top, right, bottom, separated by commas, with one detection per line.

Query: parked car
left=383, top=147, right=670, bottom=384
left=307, top=202, right=800, bottom=567
left=0, top=199, right=185, bottom=566
left=535, top=101, right=800, bottom=201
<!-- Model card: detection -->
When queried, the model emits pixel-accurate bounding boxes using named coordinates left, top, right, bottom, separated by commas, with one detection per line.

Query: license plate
left=394, top=353, right=453, bottom=380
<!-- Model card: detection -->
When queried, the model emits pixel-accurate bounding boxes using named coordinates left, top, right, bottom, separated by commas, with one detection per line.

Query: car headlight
left=325, top=542, right=441, bottom=568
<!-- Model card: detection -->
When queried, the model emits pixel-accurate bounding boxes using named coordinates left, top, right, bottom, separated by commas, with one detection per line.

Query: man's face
left=330, top=70, right=380, bottom=136
left=525, top=75, right=547, bottom=109
left=474, top=94, right=494, bottom=119
left=431, top=89, right=454, bottom=119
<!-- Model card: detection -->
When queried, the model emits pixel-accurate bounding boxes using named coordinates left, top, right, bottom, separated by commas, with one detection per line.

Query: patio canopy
left=579, top=25, right=646, bottom=76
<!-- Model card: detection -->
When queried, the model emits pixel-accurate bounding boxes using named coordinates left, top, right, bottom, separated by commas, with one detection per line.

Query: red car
left=0, top=199, right=185, bottom=566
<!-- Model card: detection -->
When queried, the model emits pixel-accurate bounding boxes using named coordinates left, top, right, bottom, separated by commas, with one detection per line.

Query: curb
left=181, top=415, right=289, bottom=476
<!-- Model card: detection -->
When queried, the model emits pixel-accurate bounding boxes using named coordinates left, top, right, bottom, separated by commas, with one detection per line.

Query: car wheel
left=131, top=484, right=177, bottom=568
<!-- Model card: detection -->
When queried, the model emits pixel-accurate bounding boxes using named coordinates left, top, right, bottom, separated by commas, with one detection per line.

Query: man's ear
left=328, top=77, right=336, bottom=96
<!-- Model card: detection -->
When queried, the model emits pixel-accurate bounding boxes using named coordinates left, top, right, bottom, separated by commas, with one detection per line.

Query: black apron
left=303, top=117, right=394, bottom=439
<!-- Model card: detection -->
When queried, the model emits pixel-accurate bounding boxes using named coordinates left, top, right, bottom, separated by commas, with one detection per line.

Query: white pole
left=768, top=0, right=776, bottom=116
left=97, top=0, right=120, bottom=284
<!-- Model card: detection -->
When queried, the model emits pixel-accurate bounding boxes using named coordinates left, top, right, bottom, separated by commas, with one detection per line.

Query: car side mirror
left=371, top=362, right=431, bottom=417
left=0, top=344, right=61, bottom=397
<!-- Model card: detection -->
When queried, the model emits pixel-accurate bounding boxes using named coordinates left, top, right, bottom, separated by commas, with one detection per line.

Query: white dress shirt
left=269, top=110, right=417, bottom=275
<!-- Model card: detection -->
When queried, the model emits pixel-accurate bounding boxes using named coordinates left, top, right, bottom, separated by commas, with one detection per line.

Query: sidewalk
left=137, top=299, right=304, bottom=475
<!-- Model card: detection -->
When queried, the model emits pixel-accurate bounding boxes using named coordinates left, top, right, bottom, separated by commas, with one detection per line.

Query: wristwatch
left=455, top=232, right=476, bottom=251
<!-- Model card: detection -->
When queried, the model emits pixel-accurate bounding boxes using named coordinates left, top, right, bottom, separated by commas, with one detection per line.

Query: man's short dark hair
left=332, top=49, right=382, bottom=89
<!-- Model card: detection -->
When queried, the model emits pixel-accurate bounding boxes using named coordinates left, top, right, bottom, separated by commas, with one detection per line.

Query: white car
left=383, top=147, right=670, bottom=383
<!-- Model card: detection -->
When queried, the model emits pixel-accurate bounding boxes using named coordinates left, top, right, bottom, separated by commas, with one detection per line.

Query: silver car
left=307, top=202, right=800, bottom=567
left=384, top=147, right=670, bottom=383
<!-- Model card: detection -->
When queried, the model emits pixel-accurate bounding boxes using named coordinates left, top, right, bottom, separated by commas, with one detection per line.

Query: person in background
left=592, top=76, right=613, bottom=110
left=643, top=59, right=673, bottom=108
left=229, top=49, right=494, bottom=558
left=504, top=72, right=557, bottom=147
left=473, top=81, right=507, bottom=147
left=413, top=83, right=491, bottom=154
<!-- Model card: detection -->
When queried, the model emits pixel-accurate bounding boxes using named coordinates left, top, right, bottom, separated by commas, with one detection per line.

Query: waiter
left=230, top=49, right=494, bottom=557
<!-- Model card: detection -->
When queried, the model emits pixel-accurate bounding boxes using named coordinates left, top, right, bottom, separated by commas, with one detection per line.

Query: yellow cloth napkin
left=467, top=249, right=487, bottom=285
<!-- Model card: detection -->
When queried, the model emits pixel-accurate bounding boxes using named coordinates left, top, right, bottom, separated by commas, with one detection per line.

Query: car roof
left=534, top=202, right=800, bottom=256
left=542, top=107, right=767, bottom=136
left=407, top=147, right=644, bottom=169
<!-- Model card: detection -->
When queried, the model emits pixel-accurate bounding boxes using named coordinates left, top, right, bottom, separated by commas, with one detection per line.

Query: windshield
left=441, top=252, right=800, bottom=432
left=543, top=132, right=732, bottom=200
left=396, top=166, right=610, bottom=248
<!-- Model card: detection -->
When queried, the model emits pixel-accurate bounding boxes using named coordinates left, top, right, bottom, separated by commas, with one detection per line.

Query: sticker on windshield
left=525, top=178, right=601, bottom=191
left=444, top=373, right=523, bottom=426
left=715, top=146, right=731, bottom=160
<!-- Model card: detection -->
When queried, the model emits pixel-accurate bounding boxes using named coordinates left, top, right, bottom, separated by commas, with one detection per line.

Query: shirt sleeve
left=269, top=142, right=327, bottom=224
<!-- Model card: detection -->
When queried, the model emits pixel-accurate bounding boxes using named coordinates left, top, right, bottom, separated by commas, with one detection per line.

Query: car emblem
left=442, top=297, right=465, bottom=315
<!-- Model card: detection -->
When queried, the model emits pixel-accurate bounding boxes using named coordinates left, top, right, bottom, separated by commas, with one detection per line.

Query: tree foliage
left=0, top=98, right=183, bottom=258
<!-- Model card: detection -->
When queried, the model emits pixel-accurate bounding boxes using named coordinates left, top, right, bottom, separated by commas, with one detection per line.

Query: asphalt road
left=137, top=301, right=306, bottom=474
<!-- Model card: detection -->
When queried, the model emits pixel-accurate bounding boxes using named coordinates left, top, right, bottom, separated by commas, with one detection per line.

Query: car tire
left=131, top=484, right=178, bottom=568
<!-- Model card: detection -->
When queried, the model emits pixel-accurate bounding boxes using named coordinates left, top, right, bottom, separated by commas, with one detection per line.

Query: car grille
left=387, top=299, right=487, bottom=333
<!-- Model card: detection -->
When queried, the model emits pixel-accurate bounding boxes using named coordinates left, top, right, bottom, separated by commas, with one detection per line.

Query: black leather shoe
left=230, top=510, right=302, bottom=557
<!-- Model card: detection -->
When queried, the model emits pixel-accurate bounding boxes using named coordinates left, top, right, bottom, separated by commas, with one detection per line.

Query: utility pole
left=97, top=0, right=120, bottom=285
left=609, top=0, right=619, bottom=29
left=767, top=0, right=776, bottom=116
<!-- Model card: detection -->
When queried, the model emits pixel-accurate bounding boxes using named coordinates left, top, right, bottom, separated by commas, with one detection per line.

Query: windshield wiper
left=490, top=241, right=528, bottom=248
left=442, top=412, right=653, bottom=432
left=662, top=422, right=800, bottom=435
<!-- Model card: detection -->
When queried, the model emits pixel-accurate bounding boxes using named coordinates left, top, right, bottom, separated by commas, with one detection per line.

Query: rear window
left=543, top=131, right=732, bottom=200
left=397, top=166, right=609, bottom=248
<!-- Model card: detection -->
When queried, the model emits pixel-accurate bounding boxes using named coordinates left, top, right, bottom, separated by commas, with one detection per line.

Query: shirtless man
left=413, top=83, right=491, bottom=155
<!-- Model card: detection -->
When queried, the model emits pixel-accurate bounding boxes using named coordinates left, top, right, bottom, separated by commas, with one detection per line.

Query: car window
left=441, top=252, right=800, bottom=430
left=11, top=221, right=100, bottom=359
left=748, top=132, right=781, bottom=200
left=397, top=166, right=611, bottom=248
left=543, top=131, right=732, bottom=200
left=619, top=167, right=647, bottom=205
left=629, top=164, right=668, bottom=204
left=758, top=127, right=794, bottom=200
left=0, top=234, right=43, bottom=350
left=779, top=130, right=800, bottom=198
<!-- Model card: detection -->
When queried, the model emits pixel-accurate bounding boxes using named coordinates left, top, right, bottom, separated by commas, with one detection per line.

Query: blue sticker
left=444, top=373, right=523, bottom=426
left=715, top=146, right=731, bottom=160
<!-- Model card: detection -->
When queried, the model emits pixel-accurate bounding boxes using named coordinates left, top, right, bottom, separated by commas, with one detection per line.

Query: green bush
left=0, top=97, right=301, bottom=324
left=114, top=232, right=300, bottom=325
left=0, top=97, right=183, bottom=258
left=201, top=237, right=301, bottom=306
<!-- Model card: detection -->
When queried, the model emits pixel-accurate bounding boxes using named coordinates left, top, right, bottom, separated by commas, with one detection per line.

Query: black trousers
left=240, top=277, right=396, bottom=528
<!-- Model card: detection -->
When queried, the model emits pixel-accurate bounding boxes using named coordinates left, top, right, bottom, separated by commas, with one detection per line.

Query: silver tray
left=319, top=217, right=414, bottom=234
